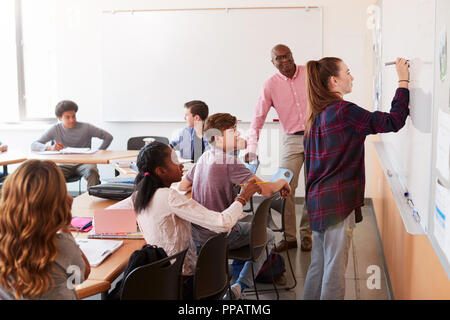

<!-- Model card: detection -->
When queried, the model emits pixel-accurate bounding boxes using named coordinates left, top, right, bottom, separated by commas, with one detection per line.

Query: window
left=0, top=0, right=20, bottom=122
left=21, top=0, right=58, bottom=119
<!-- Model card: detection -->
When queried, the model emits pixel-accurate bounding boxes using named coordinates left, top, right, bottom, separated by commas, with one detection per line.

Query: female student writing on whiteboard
left=302, top=57, right=410, bottom=299
left=0, top=160, right=90, bottom=299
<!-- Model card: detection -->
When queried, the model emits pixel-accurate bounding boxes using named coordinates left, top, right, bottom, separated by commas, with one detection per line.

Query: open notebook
left=38, top=147, right=98, bottom=155
left=75, top=239, right=123, bottom=267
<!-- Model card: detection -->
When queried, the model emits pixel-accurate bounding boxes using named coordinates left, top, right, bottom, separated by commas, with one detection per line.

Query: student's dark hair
left=55, top=100, right=78, bottom=117
left=184, top=100, right=209, bottom=121
left=133, top=141, right=171, bottom=213
left=305, top=57, right=343, bottom=136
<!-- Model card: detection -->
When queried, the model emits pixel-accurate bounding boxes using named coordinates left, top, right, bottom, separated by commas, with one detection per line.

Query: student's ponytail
left=133, top=142, right=170, bottom=213
left=305, top=57, right=343, bottom=136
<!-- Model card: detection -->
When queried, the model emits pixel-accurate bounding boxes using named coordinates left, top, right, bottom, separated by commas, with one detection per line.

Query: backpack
left=231, top=250, right=286, bottom=284
left=106, top=244, right=168, bottom=300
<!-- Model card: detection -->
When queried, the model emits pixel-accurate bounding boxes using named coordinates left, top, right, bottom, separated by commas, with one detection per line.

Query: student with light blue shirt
left=170, top=100, right=210, bottom=163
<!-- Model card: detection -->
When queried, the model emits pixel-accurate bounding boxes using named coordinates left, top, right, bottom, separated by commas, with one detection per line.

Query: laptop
left=93, top=209, right=137, bottom=234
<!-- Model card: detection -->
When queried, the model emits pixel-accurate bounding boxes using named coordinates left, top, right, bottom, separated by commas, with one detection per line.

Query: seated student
left=0, top=160, right=90, bottom=300
left=107, top=141, right=261, bottom=299
left=170, top=100, right=210, bottom=163
left=178, top=112, right=291, bottom=299
left=31, top=100, right=113, bottom=187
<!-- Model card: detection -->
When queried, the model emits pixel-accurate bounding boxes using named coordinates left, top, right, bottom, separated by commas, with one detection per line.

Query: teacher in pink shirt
left=245, top=44, right=312, bottom=252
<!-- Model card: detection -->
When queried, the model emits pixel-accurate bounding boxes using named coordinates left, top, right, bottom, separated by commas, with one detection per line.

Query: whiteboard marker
left=385, top=60, right=409, bottom=66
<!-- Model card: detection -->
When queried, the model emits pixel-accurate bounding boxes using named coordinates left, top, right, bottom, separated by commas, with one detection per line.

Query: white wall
left=0, top=0, right=376, bottom=195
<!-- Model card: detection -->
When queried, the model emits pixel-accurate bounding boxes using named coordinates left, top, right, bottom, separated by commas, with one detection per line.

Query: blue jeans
left=302, top=211, right=355, bottom=300
left=195, top=221, right=275, bottom=288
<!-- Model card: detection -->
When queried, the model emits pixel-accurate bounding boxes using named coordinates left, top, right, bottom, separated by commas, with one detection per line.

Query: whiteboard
left=377, top=0, right=450, bottom=277
left=100, top=7, right=322, bottom=122
left=379, top=0, right=435, bottom=234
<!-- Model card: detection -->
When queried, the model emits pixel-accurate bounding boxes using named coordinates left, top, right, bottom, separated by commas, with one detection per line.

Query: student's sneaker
left=223, top=283, right=242, bottom=300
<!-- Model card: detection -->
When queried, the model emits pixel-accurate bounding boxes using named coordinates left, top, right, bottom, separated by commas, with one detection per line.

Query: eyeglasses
left=274, top=52, right=293, bottom=62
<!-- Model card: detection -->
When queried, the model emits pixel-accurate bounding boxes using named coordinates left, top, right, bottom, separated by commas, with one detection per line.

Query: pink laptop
left=93, top=209, right=137, bottom=234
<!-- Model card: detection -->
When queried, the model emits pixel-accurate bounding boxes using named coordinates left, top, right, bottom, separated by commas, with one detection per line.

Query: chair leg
left=78, top=179, right=82, bottom=195
left=265, top=246, right=279, bottom=300
left=250, top=263, right=259, bottom=300
left=283, top=234, right=298, bottom=290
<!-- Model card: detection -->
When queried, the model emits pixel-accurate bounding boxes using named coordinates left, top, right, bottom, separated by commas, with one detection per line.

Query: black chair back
left=127, top=136, right=170, bottom=150
left=193, top=234, right=229, bottom=300
left=250, top=197, right=273, bottom=260
left=121, top=248, right=187, bottom=300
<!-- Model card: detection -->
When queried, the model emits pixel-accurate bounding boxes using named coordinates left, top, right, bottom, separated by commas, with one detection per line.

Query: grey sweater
left=31, top=122, right=113, bottom=151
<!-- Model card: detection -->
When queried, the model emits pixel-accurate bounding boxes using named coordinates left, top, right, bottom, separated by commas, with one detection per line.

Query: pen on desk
left=236, top=181, right=270, bottom=186
left=80, top=221, right=92, bottom=231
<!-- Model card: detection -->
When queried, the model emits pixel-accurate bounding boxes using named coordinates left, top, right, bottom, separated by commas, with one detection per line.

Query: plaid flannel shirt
left=304, top=88, right=409, bottom=231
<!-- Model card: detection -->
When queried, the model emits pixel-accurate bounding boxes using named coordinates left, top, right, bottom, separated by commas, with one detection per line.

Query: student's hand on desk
left=0, top=145, right=7, bottom=152
left=47, top=142, right=65, bottom=151
left=240, top=178, right=262, bottom=201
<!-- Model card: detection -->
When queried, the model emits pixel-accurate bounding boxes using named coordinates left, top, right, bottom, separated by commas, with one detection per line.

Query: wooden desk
left=109, top=156, right=138, bottom=176
left=72, top=192, right=145, bottom=299
left=28, top=150, right=139, bottom=164
left=0, top=150, right=27, bottom=166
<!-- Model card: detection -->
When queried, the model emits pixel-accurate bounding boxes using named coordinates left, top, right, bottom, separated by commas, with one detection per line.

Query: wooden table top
left=28, top=150, right=140, bottom=164
left=0, top=150, right=27, bottom=166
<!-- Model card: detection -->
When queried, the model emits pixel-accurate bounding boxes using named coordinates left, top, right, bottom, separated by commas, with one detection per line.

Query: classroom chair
left=127, top=136, right=170, bottom=150
left=193, top=233, right=230, bottom=300
left=266, top=168, right=296, bottom=290
left=65, top=174, right=82, bottom=195
left=120, top=248, right=187, bottom=300
left=227, top=197, right=279, bottom=300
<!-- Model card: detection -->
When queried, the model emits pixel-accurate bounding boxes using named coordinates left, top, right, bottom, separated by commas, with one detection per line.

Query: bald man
left=245, top=44, right=312, bottom=252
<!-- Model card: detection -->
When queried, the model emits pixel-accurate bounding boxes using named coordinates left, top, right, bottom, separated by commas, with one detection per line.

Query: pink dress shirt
left=247, top=65, right=307, bottom=154
left=107, top=188, right=244, bottom=275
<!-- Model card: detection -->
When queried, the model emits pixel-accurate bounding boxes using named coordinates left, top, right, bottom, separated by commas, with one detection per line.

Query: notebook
left=94, top=209, right=137, bottom=234
left=38, top=147, right=98, bottom=155
left=75, top=239, right=123, bottom=266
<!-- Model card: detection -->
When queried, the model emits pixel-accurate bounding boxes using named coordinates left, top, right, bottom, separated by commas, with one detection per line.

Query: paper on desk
left=75, top=239, right=123, bottom=267
left=436, top=110, right=450, bottom=180
left=38, top=147, right=98, bottom=155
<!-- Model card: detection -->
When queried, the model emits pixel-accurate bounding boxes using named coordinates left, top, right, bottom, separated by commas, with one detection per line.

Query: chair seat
left=65, top=175, right=82, bottom=182
left=228, top=245, right=265, bottom=262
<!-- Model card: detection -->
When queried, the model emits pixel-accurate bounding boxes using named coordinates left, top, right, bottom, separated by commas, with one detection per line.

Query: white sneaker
left=224, top=283, right=242, bottom=300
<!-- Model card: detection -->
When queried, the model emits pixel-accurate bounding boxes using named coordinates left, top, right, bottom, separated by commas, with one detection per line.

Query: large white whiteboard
left=100, top=7, right=322, bottom=122
left=377, top=0, right=450, bottom=277
left=379, top=0, right=435, bottom=234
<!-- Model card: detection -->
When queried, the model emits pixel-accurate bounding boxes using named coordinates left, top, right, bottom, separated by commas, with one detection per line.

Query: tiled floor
left=83, top=199, right=392, bottom=300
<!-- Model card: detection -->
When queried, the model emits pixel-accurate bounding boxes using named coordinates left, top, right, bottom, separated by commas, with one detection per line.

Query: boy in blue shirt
left=170, top=100, right=210, bottom=163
